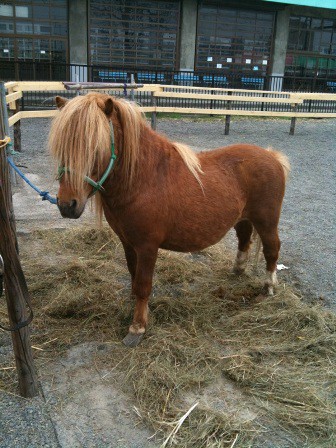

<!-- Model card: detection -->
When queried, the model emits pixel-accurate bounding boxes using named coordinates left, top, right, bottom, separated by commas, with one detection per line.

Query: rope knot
left=40, top=191, right=57, bottom=204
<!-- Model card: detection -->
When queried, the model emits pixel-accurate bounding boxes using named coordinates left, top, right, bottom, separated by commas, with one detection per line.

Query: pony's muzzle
left=57, top=198, right=83, bottom=219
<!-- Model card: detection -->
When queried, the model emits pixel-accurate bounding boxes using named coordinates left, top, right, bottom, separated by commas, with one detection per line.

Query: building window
left=0, top=0, right=68, bottom=64
left=196, top=2, right=275, bottom=75
left=89, top=0, right=180, bottom=69
left=286, top=16, right=336, bottom=78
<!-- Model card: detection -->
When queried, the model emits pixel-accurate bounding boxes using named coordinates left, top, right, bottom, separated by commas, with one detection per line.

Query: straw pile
left=1, top=226, right=335, bottom=447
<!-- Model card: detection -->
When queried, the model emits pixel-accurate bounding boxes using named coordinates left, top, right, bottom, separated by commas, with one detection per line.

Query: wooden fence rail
left=4, top=81, right=336, bottom=138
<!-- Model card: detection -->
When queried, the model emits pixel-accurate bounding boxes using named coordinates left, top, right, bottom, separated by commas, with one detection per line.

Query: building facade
left=0, top=0, right=335, bottom=89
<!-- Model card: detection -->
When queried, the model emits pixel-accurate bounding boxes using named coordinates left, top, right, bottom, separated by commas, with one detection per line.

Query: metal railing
left=1, top=60, right=336, bottom=93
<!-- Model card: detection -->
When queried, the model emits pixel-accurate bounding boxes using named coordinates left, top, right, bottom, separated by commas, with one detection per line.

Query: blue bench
left=173, top=73, right=199, bottom=84
left=203, top=75, right=228, bottom=86
left=98, top=71, right=128, bottom=82
left=241, top=77, right=264, bottom=89
left=137, top=72, right=165, bottom=83
left=326, top=81, right=336, bottom=92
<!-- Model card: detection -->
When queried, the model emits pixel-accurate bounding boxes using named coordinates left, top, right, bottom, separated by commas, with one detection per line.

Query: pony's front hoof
left=233, top=266, right=245, bottom=275
left=123, top=332, right=144, bottom=347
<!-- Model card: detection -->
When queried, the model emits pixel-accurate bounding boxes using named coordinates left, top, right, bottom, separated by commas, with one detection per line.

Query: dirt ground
left=1, top=116, right=335, bottom=448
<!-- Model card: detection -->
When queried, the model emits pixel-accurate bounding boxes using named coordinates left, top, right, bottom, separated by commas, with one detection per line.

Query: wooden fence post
left=13, top=98, right=22, bottom=153
left=290, top=102, right=297, bottom=135
left=0, top=187, right=39, bottom=397
left=225, top=91, right=232, bottom=135
left=1, top=83, right=17, bottom=243
left=151, top=91, right=157, bottom=130
left=0, top=82, right=39, bottom=397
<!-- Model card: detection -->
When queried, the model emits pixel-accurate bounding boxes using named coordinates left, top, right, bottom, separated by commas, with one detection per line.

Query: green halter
left=58, top=121, right=116, bottom=197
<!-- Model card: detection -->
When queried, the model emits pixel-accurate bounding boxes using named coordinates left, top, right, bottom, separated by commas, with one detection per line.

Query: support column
left=270, top=8, right=290, bottom=91
left=179, top=0, right=198, bottom=71
left=69, top=0, right=88, bottom=81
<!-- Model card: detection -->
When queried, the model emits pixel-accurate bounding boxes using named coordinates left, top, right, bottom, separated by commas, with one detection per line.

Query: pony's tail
left=253, top=148, right=291, bottom=269
left=267, top=148, right=291, bottom=181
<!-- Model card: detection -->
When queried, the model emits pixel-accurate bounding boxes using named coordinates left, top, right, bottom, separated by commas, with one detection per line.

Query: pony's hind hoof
left=262, top=283, right=275, bottom=296
left=123, top=332, right=144, bottom=347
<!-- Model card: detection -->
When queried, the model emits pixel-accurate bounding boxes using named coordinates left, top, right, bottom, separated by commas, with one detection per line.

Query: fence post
left=130, top=74, right=135, bottom=102
left=289, top=102, right=298, bottom=135
left=1, top=83, right=17, bottom=208
left=225, top=91, right=232, bottom=135
left=0, top=186, right=39, bottom=397
left=0, top=83, right=39, bottom=397
left=151, top=91, right=157, bottom=130
left=14, top=98, right=22, bottom=153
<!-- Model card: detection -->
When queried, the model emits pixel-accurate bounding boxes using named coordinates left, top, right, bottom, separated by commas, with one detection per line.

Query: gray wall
left=179, top=0, right=198, bottom=70
left=69, top=0, right=88, bottom=68
left=271, top=9, right=290, bottom=78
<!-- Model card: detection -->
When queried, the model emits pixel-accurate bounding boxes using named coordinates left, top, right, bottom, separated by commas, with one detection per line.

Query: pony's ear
left=55, top=96, right=68, bottom=109
left=104, top=98, right=114, bottom=117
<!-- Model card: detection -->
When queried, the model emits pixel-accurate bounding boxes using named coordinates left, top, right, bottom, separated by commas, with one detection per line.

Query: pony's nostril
left=70, top=199, right=77, bottom=209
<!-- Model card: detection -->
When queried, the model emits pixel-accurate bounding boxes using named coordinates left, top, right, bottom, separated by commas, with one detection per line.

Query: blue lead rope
left=7, top=157, right=57, bottom=205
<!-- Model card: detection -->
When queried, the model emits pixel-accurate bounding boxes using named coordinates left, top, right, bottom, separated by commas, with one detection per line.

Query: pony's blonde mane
left=48, top=93, right=144, bottom=196
left=49, top=93, right=111, bottom=193
left=173, top=142, right=204, bottom=188
left=113, top=97, right=143, bottom=185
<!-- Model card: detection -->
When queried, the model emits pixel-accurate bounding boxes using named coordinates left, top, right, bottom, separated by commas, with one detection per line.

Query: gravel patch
left=0, top=393, right=59, bottom=448
left=1, top=115, right=335, bottom=447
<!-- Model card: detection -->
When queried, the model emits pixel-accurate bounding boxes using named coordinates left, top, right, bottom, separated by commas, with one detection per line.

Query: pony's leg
left=233, top=220, right=253, bottom=274
left=123, top=246, right=158, bottom=347
left=122, top=241, right=137, bottom=282
left=254, top=224, right=280, bottom=295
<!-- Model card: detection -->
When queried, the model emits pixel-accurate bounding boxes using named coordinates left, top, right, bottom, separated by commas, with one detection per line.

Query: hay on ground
left=1, top=226, right=335, bottom=447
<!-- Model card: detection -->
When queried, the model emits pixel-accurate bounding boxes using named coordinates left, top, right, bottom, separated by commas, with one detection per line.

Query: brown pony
left=49, top=92, right=290, bottom=347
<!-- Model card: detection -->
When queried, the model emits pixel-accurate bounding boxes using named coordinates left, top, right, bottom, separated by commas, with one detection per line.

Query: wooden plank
left=4, top=81, right=18, bottom=90
left=9, top=110, right=56, bottom=126
left=8, top=112, right=23, bottom=127
left=14, top=81, right=65, bottom=91
left=154, top=91, right=301, bottom=103
left=6, top=91, right=22, bottom=105
left=19, top=110, right=58, bottom=119
left=138, top=84, right=162, bottom=92
left=8, top=105, right=336, bottom=124
left=139, top=106, right=156, bottom=112
left=9, top=107, right=336, bottom=124
left=154, top=107, right=336, bottom=118
left=5, top=84, right=20, bottom=110
left=11, top=108, right=158, bottom=125
left=290, top=92, right=336, bottom=101
left=14, top=81, right=162, bottom=93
